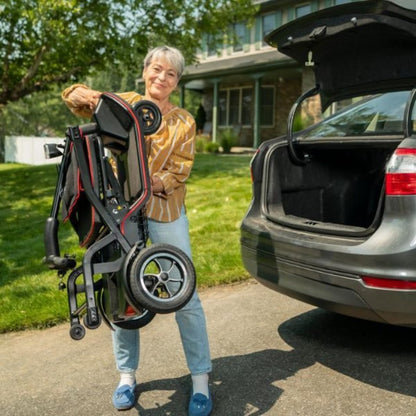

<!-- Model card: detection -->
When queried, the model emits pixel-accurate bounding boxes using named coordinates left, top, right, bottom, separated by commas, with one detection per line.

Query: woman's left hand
left=151, top=175, right=164, bottom=194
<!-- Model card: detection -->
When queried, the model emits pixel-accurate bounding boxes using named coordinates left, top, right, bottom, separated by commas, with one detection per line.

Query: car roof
left=266, top=0, right=416, bottom=110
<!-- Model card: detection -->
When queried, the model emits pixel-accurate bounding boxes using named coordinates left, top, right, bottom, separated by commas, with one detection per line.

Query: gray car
left=240, top=0, right=416, bottom=327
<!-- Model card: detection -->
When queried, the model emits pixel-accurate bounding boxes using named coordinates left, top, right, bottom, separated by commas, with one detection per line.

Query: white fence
left=5, top=136, right=65, bottom=165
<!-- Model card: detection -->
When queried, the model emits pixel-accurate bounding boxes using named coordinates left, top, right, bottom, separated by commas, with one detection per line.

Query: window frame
left=260, top=85, right=275, bottom=127
left=218, top=85, right=276, bottom=128
left=261, top=13, right=276, bottom=47
left=232, top=22, right=248, bottom=53
left=206, top=33, right=217, bottom=57
left=295, top=2, right=312, bottom=18
left=219, top=87, right=253, bottom=127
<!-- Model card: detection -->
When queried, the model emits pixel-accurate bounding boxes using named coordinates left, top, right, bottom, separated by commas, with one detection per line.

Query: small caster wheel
left=83, top=313, right=101, bottom=330
left=133, top=100, right=162, bottom=135
left=69, top=324, right=85, bottom=340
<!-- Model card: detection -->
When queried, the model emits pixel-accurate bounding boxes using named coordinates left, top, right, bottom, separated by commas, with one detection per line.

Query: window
left=229, top=90, right=240, bottom=124
left=300, top=91, right=411, bottom=138
left=219, top=91, right=227, bottom=125
left=242, top=89, right=253, bottom=125
left=260, top=87, right=275, bottom=126
left=206, top=34, right=217, bottom=57
left=296, top=3, right=312, bottom=18
left=262, top=14, right=276, bottom=46
left=218, top=86, right=274, bottom=127
left=219, top=88, right=253, bottom=126
left=335, top=0, right=350, bottom=4
left=233, top=22, right=247, bottom=52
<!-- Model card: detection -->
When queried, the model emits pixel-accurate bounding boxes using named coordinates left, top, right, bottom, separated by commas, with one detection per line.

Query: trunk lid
left=266, top=0, right=416, bottom=110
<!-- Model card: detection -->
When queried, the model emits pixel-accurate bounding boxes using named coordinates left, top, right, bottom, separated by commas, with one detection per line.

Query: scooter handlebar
left=43, top=254, right=76, bottom=271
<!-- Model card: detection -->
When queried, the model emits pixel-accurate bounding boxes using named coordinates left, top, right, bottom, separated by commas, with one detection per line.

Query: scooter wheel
left=98, top=287, right=156, bottom=330
left=113, top=309, right=156, bottom=330
left=70, top=324, right=86, bottom=340
left=128, top=243, right=196, bottom=314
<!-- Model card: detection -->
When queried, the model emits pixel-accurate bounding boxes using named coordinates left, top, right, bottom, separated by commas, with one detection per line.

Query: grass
left=0, top=153, right=253, bottom=332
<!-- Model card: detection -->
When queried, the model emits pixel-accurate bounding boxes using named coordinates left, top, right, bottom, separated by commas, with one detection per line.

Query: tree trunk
left=0, top=108, right=5, bottom=163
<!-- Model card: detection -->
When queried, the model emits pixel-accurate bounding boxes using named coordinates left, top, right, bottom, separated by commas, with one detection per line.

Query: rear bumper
left=241, top=217, right=416, bottom=327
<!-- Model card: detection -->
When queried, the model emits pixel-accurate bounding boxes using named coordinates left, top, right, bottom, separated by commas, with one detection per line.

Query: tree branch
left=14, top=45, right=49, bottom=97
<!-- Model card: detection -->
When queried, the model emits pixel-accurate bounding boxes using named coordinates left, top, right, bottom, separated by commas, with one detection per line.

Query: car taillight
left=362, top=275, right=416, bottom=290
left=385, top=148, right=416, bottom=195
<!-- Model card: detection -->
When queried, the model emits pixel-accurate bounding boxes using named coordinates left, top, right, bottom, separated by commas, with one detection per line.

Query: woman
left=62, top=46, right=212, bottom=416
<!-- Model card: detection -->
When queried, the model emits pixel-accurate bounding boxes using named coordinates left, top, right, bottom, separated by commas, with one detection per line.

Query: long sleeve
left=61, top=83, right=100, bottom=119
left=146, top=108, right=196, bottom=222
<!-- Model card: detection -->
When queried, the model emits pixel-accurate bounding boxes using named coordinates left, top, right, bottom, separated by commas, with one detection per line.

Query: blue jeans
left=112, top=209, right=212, bottom=376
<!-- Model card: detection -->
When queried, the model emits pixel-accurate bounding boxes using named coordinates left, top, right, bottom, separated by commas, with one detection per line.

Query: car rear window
left=299, top=91, right=413, bottom=138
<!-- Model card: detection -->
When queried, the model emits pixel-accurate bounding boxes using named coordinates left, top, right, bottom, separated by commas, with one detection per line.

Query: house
left=179, top=0, right=361, bottom=148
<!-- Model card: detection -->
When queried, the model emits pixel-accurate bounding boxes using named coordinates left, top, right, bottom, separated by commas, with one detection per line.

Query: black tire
left=133, top=100, right=162, bottom=135
left=128, top=243, right=196, bottom=314
left=83, top=311, right=101, bottom=330
left=113, top=309, right=156, bottom=330
left=97, top=287, right=156, bottom=330
left=96, top=287, right=113, bottom=329
left=69, top=323, right=85, bottom=340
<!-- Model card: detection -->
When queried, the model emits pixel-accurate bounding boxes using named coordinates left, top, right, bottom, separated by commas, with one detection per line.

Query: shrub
left=195, top=134, right=210, bottom=153
left=205, top=141, right=220, bottom=153
left=219, top=128, right=237, bottom=153
left=293, top=113, right=314, bottom=132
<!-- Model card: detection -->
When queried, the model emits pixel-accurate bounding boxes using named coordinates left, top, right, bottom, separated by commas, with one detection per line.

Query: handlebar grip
left=79, top=123, right=98, bottom=136
left=43, top=255, right=76, bottom=270
left=43, top=217, right=76, bottom=270
left=44, top=217, right=60, bottom=258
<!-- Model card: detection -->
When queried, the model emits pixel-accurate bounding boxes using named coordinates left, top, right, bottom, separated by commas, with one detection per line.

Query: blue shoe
left=188, top=390, right=212, bottom=416
left=112, top=383, right=136, bottom=410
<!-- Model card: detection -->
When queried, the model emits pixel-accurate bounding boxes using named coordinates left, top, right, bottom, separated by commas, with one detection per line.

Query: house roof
left=181, top=49, right=296, bottom=88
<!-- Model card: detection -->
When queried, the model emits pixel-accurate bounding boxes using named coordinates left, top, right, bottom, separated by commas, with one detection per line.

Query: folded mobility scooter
left=43, top=93, right=196, bottom=340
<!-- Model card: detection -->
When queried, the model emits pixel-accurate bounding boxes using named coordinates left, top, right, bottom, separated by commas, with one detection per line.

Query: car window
left=299, top=91, right=413, bottom=138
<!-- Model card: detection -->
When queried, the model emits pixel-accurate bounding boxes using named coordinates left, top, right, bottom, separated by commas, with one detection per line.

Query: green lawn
left=0, top=153, right=253, bottom=332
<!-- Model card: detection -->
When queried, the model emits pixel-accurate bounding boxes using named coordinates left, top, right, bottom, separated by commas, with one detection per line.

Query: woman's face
left=142, top=57, right=179, bottom=102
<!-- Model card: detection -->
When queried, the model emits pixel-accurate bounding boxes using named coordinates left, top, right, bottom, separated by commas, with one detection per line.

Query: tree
left=2, top=86, right=80, bottom=137
left=0, top=0, right=256, bottom=107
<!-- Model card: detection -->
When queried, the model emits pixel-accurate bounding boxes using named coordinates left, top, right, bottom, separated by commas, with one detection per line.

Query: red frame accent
left=63, top=141, right=82, bottom=223
left=103, top=93, right=150, bottom=236
left=79, top=137, right=98, bottom=247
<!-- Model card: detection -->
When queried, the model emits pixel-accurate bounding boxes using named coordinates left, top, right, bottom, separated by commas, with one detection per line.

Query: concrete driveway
left=1, top=279, right=416, bottom=416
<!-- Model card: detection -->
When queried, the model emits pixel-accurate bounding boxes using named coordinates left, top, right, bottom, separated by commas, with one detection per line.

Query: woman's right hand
left=69, top=86, right=101, bottom=111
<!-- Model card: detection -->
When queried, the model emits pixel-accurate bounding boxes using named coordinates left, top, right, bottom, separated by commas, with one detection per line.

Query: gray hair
left=143, top=46, right=185, bottom=79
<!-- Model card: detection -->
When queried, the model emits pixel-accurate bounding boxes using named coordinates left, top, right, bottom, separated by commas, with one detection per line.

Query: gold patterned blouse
left=62, top=85, right=196, bottom=222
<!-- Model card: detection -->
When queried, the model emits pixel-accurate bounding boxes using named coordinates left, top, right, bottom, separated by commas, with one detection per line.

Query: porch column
left=252, top=73, right=263, bottom=149
left=211, top=78, right=221, bottom=143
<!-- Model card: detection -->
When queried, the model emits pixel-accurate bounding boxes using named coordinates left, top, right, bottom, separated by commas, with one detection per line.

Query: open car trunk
left=262, top=0, right=416, bottom=238
left=264, top=140, right=401, bottom=237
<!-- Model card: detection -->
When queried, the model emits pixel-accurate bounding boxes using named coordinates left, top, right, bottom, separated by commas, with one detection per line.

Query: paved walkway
left=2, top=279, right=416, bottom=416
